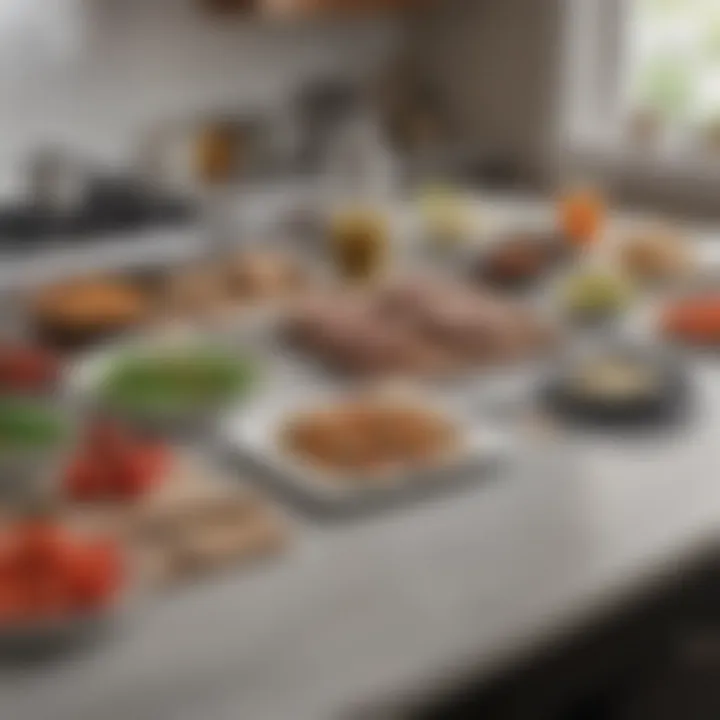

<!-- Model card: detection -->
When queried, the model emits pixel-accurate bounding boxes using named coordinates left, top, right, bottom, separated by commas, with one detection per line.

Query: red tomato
left=0, top=524, right=123, bottom=624
left=9, top=521, right=74, bottom=574
left=120, top=444, right=169, bottom=493
left=15, top=575, right=72, bottom=620
left=114, top=470, right=149, bottom=500
left=88, top=422, right=133, bottom=456
left=64, top=422, right=171, bottom=503
left=65, top=457, right=104, bottom=501
left=558, top=190, right=606, bottom=246
left=0, top=580, right=23, bottom=623
left=664, top=297, right=720, bottom=344
left=143, top=444, right=171, bottom=479
left=0, top=346, right=59, bottom=391
left=69, top=542, right=123, bottom=610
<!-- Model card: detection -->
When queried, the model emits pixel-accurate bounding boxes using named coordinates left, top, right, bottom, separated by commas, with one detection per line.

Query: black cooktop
left=0, top=178, right=195, bottom=250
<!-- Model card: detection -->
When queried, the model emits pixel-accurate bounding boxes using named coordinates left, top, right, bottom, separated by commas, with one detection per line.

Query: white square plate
left=220, top=391, right=515, bottom=513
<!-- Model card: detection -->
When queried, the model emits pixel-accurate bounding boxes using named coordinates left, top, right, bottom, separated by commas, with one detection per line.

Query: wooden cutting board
left=54, top=452, right=289, bottom=593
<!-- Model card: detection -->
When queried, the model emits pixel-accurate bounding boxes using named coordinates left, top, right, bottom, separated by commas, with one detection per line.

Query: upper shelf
left=201, top=0, right=428, bottom=17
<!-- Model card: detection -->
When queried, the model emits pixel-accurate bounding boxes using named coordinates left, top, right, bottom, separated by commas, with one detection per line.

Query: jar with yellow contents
left=329, top=207, right=390, bottom=283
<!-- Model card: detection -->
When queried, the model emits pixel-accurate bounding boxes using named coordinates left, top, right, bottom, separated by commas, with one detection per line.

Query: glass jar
left=329, top=206, right=390, bottom=282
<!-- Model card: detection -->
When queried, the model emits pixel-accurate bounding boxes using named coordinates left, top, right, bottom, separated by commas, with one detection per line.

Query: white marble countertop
left=2, top=194, right=720, bottom=720
left=3, top=395, right=720, bottom=720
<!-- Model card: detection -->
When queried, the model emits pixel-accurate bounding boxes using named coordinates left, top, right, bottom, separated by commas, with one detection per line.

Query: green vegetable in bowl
left=0, top=399, right=68, bottom=450
left=99, top=349, right=256, bottom=417
left=563, top=271, right=633, bottom=318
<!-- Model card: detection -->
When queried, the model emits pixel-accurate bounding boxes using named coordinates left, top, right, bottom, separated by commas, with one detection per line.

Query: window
left=563, top=0, right=720, bottom=176
left=627, top=0, right=720, bottom=141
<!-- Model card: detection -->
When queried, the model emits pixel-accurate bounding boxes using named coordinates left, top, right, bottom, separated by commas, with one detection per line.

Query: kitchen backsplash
left=0, top=0, right=398, bottom=196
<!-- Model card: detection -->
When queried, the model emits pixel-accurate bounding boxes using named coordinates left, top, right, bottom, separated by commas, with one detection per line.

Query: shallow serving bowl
left=67, top=333, right=260, bottom=440
left=540, top=343, right=692, bottom=429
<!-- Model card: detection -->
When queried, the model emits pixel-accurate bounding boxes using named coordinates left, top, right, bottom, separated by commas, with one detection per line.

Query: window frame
left=560, top=0, right=626, bottom=147
left=559, top=0, right=720, bottom=201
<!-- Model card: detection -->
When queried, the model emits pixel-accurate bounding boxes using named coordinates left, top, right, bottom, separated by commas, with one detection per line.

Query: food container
left=328, top=206, right=390, bottom=282
left=417, top=186, right=476, bottom=253
left=471, top=230, right=569, bottom=292
left=0, top=520, right=129, bottom=658
left=28, top=276, right=150, bottom=352
left=68, top=336, right=259, bottom=440
left=540, top=344, right=691, bottom=428
left=655, top=277, right=720, bottom=351
left=557, top=187, right=607, bottom=248
left=559, top=268, right=634, bottom=327
left=221, top=389, right=513, bottom=514
left=614, top=218, right=696, bottom=287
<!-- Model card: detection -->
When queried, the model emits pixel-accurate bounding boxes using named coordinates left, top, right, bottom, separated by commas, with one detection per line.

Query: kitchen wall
left=408, top=0, right=720, bottom=218
left=406, top=0, right=563, bottom=187
left=0, top=0, right=398, bottom=194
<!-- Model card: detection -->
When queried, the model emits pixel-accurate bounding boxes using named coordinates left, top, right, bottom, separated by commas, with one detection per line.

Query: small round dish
left=619, top=225, right=695, bottom=287
left=541, top=345, right=690, bottom=427
left=28, top=277, right=150, bottom=353
left=660, top=290, right=720, bottom=351
left=472, top=231, right=569, bottom=290
left=560, top=269, right=634, bottom=327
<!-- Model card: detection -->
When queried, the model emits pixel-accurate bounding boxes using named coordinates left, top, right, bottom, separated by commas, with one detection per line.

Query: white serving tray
left=220, top=390, right=515, bottom=513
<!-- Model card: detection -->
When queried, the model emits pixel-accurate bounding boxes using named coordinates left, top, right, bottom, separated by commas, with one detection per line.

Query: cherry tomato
left=9, top=521, right=74, bottom=575
left=64, top=422, right=171, bottom=502
left=65, top=458, right=104, bottom=501
left=0, top=524, right=123, bottom=624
